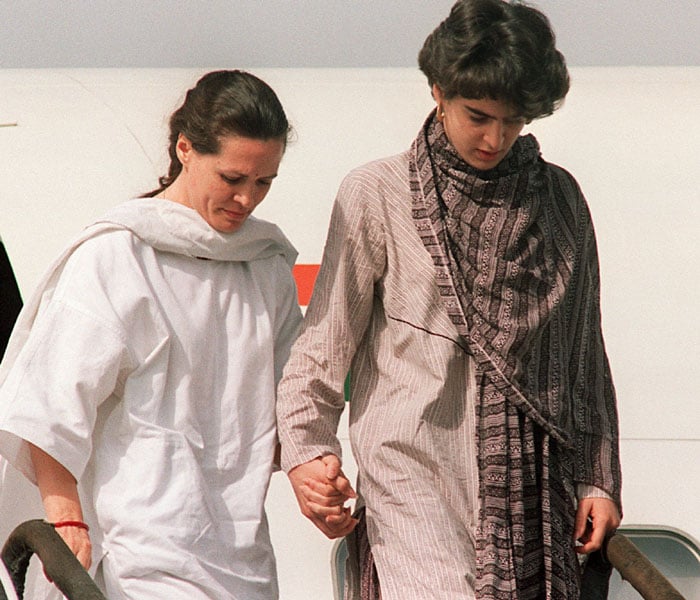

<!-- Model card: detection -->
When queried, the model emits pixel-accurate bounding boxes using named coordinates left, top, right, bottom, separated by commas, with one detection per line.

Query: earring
left=437, top=106, right=445, bottom=121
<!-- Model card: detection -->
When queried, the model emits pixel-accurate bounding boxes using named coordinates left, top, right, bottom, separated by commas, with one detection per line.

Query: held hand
left=574, top=497, right=621, bottom=554
left=288, top=455, right=358, bottom=539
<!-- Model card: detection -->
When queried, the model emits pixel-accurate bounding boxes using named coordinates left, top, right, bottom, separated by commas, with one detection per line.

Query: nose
left=483, top=122, right=505, bottom=150
left=234, top=184, right=257, bottom=211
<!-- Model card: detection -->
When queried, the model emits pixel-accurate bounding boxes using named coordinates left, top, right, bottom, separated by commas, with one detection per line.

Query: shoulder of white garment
left=0, top=198, right=299, bottom=388
left=96, top=198, right=298, bottom=265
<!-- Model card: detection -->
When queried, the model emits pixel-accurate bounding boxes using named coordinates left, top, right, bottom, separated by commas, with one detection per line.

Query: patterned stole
left=408, top=112, right=583, bottom=599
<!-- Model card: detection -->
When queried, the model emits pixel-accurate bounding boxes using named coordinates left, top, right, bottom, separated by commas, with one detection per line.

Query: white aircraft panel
left=0, top=67, right=698, bottom=599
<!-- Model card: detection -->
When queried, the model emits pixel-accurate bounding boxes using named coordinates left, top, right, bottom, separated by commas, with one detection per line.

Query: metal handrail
left=1, top=520, right=105, bottom=600
left=2, top=520, right=690, bottom=600
left=605, top=531, right=686, bottom=600
left=333, top=531, right=691, bottom=600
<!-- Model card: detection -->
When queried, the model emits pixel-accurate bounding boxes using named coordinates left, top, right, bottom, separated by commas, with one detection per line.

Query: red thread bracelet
left=51, top=520, right=90, bottom=532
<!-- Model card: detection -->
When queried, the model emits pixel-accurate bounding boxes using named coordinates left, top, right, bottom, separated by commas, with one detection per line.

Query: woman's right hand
left=288, top=455, right=358, bottom=539
left=53, top=524, right=92, bottom=570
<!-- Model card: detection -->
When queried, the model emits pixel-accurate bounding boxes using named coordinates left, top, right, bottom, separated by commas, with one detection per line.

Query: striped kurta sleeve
left=570, top=202, right=622, bottom=506
left=276, top=169, right=386, bottom=472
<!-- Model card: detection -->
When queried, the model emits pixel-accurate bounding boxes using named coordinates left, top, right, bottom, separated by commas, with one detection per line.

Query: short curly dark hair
left=418, top=0, right=570, bottom=121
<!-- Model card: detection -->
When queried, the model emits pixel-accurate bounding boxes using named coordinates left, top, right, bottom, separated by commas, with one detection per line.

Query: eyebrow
left=464, top=105, right=495, bottom=119
left=220, top=170, right=279, bottom=180
left=464, top=103, right=523, bottom=121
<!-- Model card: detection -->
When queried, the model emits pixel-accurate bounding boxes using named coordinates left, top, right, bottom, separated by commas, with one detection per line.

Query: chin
left=220, top=223, right=244, bottom=233
left=472, top=158, right=502, bottom=171
left=205, top=218, right=243, bottom=233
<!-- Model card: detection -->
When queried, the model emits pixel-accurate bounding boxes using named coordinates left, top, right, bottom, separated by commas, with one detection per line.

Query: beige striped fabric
left=277, top=151, right=480, bottom=599
left=276, top=115, right=620, bottom=599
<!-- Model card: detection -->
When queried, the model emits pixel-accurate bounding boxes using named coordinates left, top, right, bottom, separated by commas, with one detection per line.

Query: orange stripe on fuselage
left=292, top=264, right=320, bottom=306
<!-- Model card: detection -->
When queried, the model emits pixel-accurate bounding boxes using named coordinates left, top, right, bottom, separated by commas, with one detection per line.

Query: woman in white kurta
left=0, top=70, right=301, bottom=599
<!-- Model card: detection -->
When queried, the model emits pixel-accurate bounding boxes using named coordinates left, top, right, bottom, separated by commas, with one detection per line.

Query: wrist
left=51, top=520, right=90, bottom=532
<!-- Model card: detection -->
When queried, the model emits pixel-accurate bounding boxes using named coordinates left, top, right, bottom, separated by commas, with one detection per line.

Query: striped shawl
left=407, top=113, right=621, bottom=599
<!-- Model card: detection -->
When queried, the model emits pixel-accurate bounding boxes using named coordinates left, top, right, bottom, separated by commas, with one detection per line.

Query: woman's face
left=173, top=134, right=285, bottom=233
left=433, top=85, right=527, bottom=171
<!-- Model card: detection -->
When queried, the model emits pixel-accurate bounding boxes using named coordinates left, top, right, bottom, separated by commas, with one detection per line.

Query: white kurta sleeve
left=271, top=260, right=303, bottom=386
left=0, top=236, right=139, bottom=483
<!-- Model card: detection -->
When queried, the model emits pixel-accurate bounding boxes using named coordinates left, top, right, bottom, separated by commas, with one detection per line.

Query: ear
left=176, top=134, right=193, bottom=165
left=432, top=84, right=445, bottom=121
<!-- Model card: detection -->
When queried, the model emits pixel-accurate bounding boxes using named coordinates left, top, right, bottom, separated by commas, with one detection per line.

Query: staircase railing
left=1, top=520, right=105, bottom=600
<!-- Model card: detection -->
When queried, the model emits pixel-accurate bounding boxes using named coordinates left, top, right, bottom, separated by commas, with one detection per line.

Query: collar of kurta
left=0, top=198, right=297, bottom=386
left=97, top=198, right=297, bottom=266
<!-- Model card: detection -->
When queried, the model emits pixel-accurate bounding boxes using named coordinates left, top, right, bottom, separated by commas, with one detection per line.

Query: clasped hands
left=287, top=454, right=358, bottom=538
left=287, top=454, right=620, bottom=553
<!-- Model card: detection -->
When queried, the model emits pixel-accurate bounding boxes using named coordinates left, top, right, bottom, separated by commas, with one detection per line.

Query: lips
left=222, top=209, right=248, bottom=220
left=477, top=149, right=500, bottom=160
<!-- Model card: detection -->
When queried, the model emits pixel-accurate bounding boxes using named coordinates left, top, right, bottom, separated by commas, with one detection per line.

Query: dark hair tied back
left=418, top=0, right=570, bottom=121
left=144, top=70, right=292, bottom=197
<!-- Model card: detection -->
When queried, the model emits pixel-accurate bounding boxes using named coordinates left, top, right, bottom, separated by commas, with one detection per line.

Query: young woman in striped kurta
left=276, top=2, right=622, bottom=598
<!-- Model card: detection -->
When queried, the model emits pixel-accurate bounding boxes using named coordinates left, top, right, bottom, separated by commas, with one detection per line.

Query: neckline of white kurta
left=96, top=198, right=296, bottom=265
left=0, top=198, right=297, bottom=386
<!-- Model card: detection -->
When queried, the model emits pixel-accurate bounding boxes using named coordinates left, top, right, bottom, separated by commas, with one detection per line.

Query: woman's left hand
left=29, top=444, right=93, bottom=569
left=574, top=497, right=621, bottom=554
